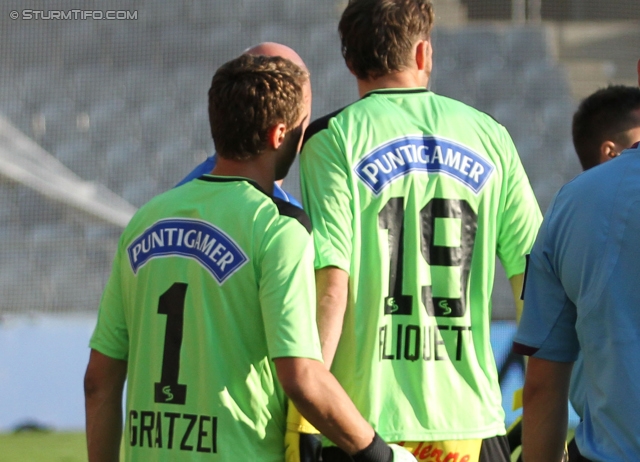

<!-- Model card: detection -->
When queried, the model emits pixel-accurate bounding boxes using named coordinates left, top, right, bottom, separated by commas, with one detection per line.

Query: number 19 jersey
left=90, top=176, right=322, bottom=462
left=300, top=89, right=541, bottom=442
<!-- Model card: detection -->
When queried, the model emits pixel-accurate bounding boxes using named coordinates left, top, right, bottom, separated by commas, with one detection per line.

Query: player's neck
left=356, top=70, right=428, bottom=98
left=210, top=156, right=275, bottom=195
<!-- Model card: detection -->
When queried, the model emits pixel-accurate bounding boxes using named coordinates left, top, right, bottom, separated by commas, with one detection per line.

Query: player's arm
left=84, top=349, right=127, bottom=462
left=276, top=357, right=374, bottom=455
left=285, top=266, right=350, bottom=460
left=300, top=131, right=352, bottom=370
left=507, top=272, right=526, bottom=420
left=315, top=266, right=349, bottom=369
left=509, top=272, right=525, bottom=324
left=521, top=356, right=573, bottom=462
left=276, top=357, right=415, bottom=462
left=283, top=267, right=348, bottom=462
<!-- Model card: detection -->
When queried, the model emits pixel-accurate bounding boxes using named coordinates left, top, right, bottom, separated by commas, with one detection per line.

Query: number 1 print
left=154, top=282, right=188, bottom=405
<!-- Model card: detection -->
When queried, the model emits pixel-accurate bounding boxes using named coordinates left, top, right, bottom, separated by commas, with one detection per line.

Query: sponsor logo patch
left=127, top=218, right=248, bottom=284
left=354, top=135, right=494, bottom=194
left=384, top=295, right=413, bottom=315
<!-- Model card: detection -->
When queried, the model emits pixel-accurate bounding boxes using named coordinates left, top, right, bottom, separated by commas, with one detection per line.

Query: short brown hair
left=339, top=0, right=435, bottom=80
left=208, top=54, right=308, bottom=160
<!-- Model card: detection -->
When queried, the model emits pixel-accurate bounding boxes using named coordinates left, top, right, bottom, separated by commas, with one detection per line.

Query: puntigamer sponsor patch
left=354, top=135, right=494, bottom=194
left=127, top=218, right=248, bottom=283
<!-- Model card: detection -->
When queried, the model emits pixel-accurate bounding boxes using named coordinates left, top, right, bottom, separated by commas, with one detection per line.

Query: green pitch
left=0, top=431, right=87, bottom=462
left=0, top=431, right=127, bottom=462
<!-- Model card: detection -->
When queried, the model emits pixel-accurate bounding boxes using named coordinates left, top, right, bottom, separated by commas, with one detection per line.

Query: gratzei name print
left=128, top=409, right=218, bottom=454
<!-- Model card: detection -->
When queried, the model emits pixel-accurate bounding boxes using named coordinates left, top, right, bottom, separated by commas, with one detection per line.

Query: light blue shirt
left=514, top=145, right=640, bottom=461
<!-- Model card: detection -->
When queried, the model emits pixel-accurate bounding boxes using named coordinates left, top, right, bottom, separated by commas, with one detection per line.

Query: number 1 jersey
left=90, top=175, right=322, bottom=461
left=300, top=88, right=541, bottom=442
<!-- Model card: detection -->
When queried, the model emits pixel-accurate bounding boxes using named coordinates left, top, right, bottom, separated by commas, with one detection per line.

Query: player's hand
left=389, top=444, right=419, bottom=462
left=284, top=401, right=322, bottom=462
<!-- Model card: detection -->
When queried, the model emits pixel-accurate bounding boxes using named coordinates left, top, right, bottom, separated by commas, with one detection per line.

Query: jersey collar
left=197, top=174, right=269, bottom=196
left=362, top=88, right=431, bottom=99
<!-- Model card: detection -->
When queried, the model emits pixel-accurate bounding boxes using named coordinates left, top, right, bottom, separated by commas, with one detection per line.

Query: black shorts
left=478, top=435, right=511, bottom=462
left=567, top=437, right=592, bottom=462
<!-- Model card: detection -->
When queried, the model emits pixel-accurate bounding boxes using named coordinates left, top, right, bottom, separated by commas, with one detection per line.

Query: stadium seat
left=532, top=171, right=568, bottom=212
left=505, top=25, right=554, bottom=70
left=522, top=62, right=571, bottom=109
left=473, top=62, right=523, bottom=111
left=451, top=26, right=505, bottom=70
left=490, top=100, right=544, bottom=154
left=121, top=177, right=160, bottom=207
left=542, top=98, right=576, bottom=145
left=54, top=136, right=95, bottom=176
left=431, top=70, right=477, bottom=107
left=312, top=61, right=358, bottom=117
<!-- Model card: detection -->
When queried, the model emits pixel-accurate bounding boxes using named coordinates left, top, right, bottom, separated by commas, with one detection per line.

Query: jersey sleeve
left=300, top=127, right=353, bottom=273
left=512, top=198, right=579, bottom=362
left=495, top=126, right=542, bottom=278
left=258, top=213, right=323, bottom=361
left=89, top=242, right=130, bottom=360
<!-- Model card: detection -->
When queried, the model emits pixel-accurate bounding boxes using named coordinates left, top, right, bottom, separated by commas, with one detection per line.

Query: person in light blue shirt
left=514, top=139, right=640, bottom=462
left=567, top=84, right=640, bottom=432
left=176, top=41, right=308, bottom=209
left=505, top=84, right=640, bottom=462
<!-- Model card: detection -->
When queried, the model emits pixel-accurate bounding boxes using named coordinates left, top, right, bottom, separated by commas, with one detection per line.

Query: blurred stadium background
left=0, top=0, right=638, bottom=437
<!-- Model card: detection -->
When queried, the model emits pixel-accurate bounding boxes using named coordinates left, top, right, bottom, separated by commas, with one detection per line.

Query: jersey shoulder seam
left=302, top=103, right=355, bottom=148
left=273, top=198, right=312, bottom=234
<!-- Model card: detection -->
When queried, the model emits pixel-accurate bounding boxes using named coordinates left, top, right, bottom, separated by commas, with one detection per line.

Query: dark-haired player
left=572, top=84, right=640, bottom=170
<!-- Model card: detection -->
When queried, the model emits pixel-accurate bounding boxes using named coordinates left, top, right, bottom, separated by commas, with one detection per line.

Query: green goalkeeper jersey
left=90, top=175, right=322, bottom=462
left=300, top=88, right=541, bottom=442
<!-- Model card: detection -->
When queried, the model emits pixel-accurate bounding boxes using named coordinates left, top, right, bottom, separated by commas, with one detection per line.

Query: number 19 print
left=379, top=197, right=477, bottom=318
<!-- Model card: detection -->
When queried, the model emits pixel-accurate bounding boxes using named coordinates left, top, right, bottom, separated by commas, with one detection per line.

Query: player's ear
left=267, top=123, right=287, bottom=150
left=415, top=38, right=431, bottom=71
left=600, top=140, right=619, bottom=162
